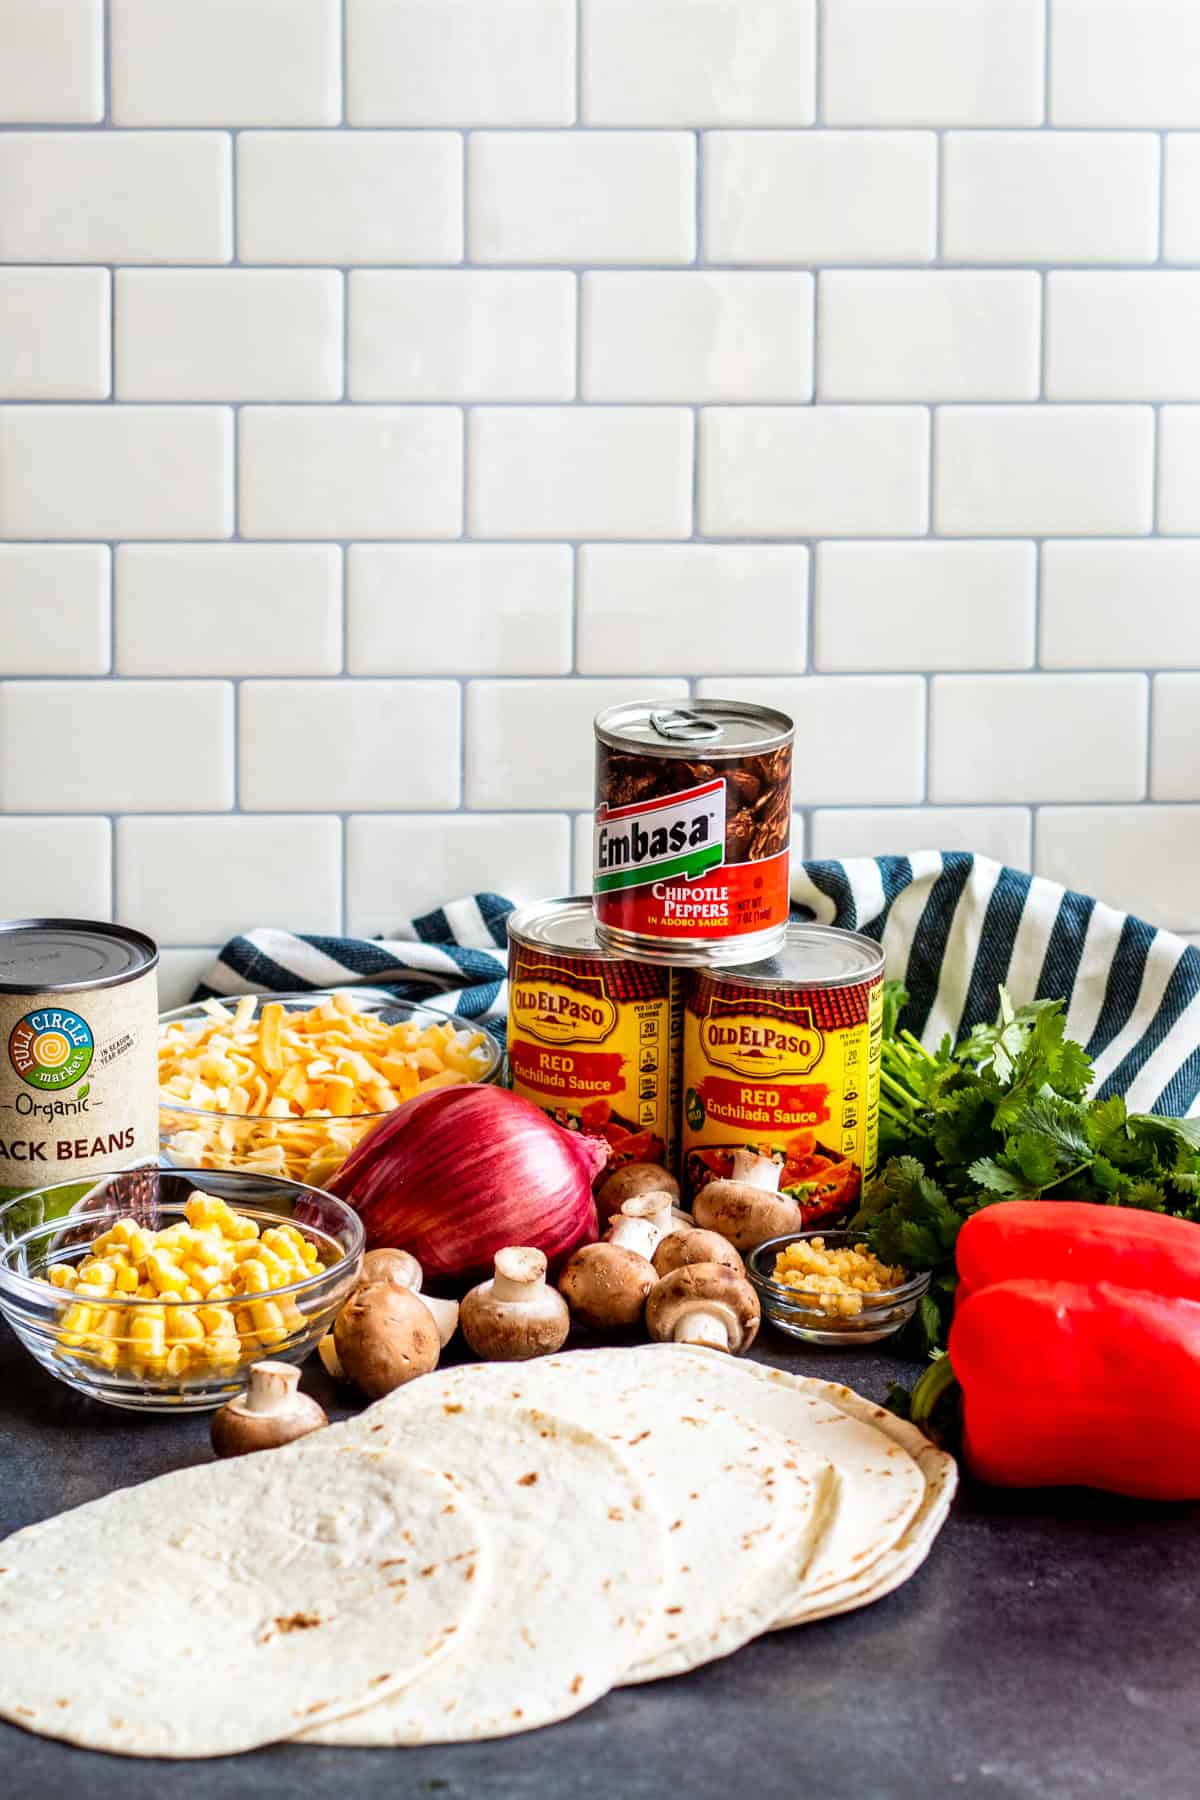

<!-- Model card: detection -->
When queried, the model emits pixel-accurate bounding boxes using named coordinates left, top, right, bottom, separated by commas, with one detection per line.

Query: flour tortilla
left=0, top=1453, right=486, bottom=1759
left=295, top=1399, right=665, bottom=1745
left=764, top=1375, right=957, bottom=1625
left=340, top=1353, right=835, bottom=1684
left=599, top=1345, right=926, bottom=1605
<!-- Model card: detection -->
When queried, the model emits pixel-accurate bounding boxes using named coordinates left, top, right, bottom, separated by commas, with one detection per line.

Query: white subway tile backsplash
left=930, top=674, right=1149, bottom=804
left=0, top=818, right=111, bottom=920
left=700, top=407, right=929, bottom=538
left=0, top=133, right=232, bottom=264
left=348, top=0, right=574, bottom=126
left=1164, top=136, right=1200, bottom=263
left=935, top=407, right=1155, bottom=537
left=1042, top=541, right=1200, bottom=669
left=115, top=545, right=342, bottom=676
left=1051, top=1, right=1200, bottom=128
left=240, top=681, right=461, bottom=811
left=470, top=408, right=693, bottom=539
left=1046, top=275, right=1200, bottom=403
left=347, top=814, right=572, bottom=934
left=583, top=273, right=813, bottom=403
left=582, top=0, right=815, bottom=125
left=239, top=407, right=462, bottom=540
left=116, top=271, right=343, bottom=402
left=815, top=542, right=1035, bottom=671
left=0, top=682, right=233, bottom=812
left=942, top=132, right=1160, bottom=265
left=1036, top=806, right=1200, bottom=933
left=823, top=0, right=1044, bottom=126
left=577, top=544, right=808, bottom=674
left=118, top=816, right=343, bottom=943
left=158, top=949, right=220, bottom=1009
left=467, top=680, right=688, bottom=809
left=347, top=545, right=573, bottom=675
left=0, top=0, right=102, bottom=122
left=111, top=0, right=340, bottom=126
left=1151, top=675, right=1200, bottom=801
left=1158, top=409, right=1200, bottom=534
left=696, top=676, right=925, bottom=803
left=703, top=132, right=936, bottom=266
left=0, top=406, right=233, bottom=539
left=0, top=268, right=109, bottom=400
left=349, top=272, right=574, bottom=402
left=818, top=272, right=1039, bottom=403
left=810, top=808, right=1032, bottom=868
left=469, top=132, right=695, bottom=264
left=238, top=132, right=463, bottom=265
left=0, top=546, right=109, bottom=675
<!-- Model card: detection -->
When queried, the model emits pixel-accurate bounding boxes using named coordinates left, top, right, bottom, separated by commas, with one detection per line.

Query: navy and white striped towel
left=194, top=855, right=1200, bottom=1118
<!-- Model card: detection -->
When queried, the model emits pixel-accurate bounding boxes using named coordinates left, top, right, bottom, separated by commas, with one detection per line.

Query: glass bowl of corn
left=746, top=1229, right=931, bottom=1346
left=158, top=989, right=501, bottom=1188
left=0, top=1166, right=363, bottom=1411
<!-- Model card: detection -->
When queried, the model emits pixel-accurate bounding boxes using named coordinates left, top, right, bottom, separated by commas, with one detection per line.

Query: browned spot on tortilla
left=608, top=1507, right=624, bottom=1521
left=419, top=1564, right=438, bottom=1578
left=669, top=1519, right=683, bottom=1532
left=570, top=1676, right=583, bottom=1695
left=300, top=1700, right=329, bottom=1716
left=517, top=1471, right=539, bottom=1487
left=55, top=1700, right=69, bottom=1709
left=628, top=1429, right=651, bottom=1445
left=370, top=1424, right=384, bottom=1433
left=15, top=1706, right=35, bottom=1718
left=512, top=1708, right=524, bottom=1719
left=379, top=1558, right=407, bottom=1569
left=665, top=1606, right=683, bottom=1615
left=442, top=1503, right=456, bottom=1514
left=443, top=1402, right=464, bottom=1414
left=464, top=1563, right=477, bottom=1582
left=681, top=1415, right=702, bottom=1426
left=680, top=1564, right=690, bottom=1573
left=274, top=1612, right=322, bottom=1634
left=370, top=1674, right=392, bottom=1687
left=689, top=1492, right=699, bottom=1501
left=388, top=1578, right=408, bottom=1589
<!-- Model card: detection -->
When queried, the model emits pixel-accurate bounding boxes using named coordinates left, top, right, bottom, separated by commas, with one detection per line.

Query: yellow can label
left=508, top=945, right=681, bottom=1174
left=681, top=967, right=882, bottom=1221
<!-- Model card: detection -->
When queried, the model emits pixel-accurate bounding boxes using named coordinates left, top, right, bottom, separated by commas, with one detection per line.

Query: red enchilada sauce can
left=593, top=702, right=794, bottom=968
left=507, top=898, right=681, bottom=1175
left=680, top=924, right=884, bottom=1222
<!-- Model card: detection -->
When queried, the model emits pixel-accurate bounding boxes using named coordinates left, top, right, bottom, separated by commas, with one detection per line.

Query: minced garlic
left=772, top=1238, right=908, bottom=1318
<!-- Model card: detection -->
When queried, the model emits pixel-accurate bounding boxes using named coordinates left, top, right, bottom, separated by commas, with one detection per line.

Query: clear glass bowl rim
left=746, top=1229, right=932, bottom=1307
left=158, top=987, right=502, bottom=1126
left=0, top=1168, right=365, bottom=1312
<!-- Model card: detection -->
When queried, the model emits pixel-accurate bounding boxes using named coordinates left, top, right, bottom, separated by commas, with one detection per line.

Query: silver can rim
left=594, top=699, right=794, bottom=758
left=696, top=921, right=886, bottom=991
left=0, top=918, right=160, bottom=996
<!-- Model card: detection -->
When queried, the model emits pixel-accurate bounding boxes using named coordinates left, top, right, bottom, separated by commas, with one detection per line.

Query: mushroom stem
left=672, top=1311, right=732, bottom=1350
left=416, top=1292, right=460, bottom=1349
left=607, top=1192, right=673, bottom=1260
left=490, top=1245, right=550, bottom=1304
left=730, top=1148, right=784, bottom=1192
left=244, top=1360, right=301, bottom=1413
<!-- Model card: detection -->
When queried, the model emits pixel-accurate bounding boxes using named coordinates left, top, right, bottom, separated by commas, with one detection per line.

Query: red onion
left=329, top=1083, right=605, bottom=1285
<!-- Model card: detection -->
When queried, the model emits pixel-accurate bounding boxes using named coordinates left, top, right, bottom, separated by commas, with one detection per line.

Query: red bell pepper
left=949, top=1277, right=1200, bottom=1500
left=912, top=1199, right=1200, bottom=1500
left=955, top=1199, right=1200, bottom=1309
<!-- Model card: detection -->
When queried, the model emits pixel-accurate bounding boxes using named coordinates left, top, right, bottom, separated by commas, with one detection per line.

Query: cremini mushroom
left=210, top=1361, right=328, bottom=1458
left=645, top=1262, right=761, bottom=1356
left=332, top=1281, right=440, bottom=1399
left=460, top=1246, right=570, bottom=1361
left=559, top=1192, right=674, bottom=1330
left=692, top=1148, right=804, bottom=1251
left=652, top=1226, right=744, bottom=1279
left=596, top=1161, right=680, bottom=1227
left=359, top=1246, right=424, bottom=1293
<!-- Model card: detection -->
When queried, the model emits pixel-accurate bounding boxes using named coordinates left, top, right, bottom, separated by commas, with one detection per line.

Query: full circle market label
left=9, top=1008, right=94, bottom=1091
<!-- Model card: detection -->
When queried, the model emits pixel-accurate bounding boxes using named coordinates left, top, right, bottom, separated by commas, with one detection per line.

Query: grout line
left=1041, top=0, right=1052, bottom=127
left=1157, top=133, right=1168, bottom=265
left=574, top=0, right=583, bottom=125
left=812, top=0, right=823, bottom=126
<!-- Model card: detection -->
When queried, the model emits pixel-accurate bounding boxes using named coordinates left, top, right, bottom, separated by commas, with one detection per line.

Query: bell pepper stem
left=910, top=1352, right=960, bottom=1433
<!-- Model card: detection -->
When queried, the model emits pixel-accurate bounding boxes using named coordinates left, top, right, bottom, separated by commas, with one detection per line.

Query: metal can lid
left=507, top=897, right=607, bottom=958
left=595, top=700, right=794, bottom=758
left=0, top=919, right=160, bottom=995
left=723, top=922, right=885, bottom=990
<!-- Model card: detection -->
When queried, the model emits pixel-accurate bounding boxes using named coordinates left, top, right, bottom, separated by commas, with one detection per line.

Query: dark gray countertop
left=2, top=1325, right=1198, bottom=1800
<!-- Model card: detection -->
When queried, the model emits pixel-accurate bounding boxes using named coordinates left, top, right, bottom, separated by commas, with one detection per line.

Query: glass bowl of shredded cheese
left=746, top=1229, right=930, bottom=1346
left=158, top=989, right=501, bottom=1187
left=0, top=1165, right=363, bottom=1410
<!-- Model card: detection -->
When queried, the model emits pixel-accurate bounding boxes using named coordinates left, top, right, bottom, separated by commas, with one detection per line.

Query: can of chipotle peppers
left=507, top=898, right=682, bottom=1177
left=592, top=701, right=794, bottom=968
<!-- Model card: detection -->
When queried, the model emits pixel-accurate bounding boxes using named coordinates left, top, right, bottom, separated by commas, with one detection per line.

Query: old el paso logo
left=594, top=778, right=726, bottom=894
left=513, top=981, right=617, bottom=1045
left=701, top=1009, right=824, bottom=1078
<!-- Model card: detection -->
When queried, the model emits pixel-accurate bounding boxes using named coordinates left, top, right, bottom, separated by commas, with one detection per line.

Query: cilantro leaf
left=966, top=1156, right=1040, bottom=1198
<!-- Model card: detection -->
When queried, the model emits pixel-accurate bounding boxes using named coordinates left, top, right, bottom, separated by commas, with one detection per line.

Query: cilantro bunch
left=854, top=984, right=1200, bottom=1355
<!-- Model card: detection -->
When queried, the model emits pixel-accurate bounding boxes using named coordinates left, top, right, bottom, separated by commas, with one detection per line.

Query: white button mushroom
left=210, top=1361, right=328, bottom=1459
left=644, top=1262, right=761, bottom=1356
left=459, top=1246, right=571, bottom=1361
left=692, top=1148, right=805, bottom=1251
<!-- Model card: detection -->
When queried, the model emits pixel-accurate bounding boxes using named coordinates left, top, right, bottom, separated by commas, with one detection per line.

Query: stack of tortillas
left=0, top=1344, right=955, bottom=1757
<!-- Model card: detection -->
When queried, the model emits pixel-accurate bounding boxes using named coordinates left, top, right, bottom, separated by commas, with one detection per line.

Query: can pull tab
left=649, top=708, right=721, bottom=744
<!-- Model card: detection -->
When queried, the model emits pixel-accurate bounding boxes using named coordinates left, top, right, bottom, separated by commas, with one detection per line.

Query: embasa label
left=594, top=778, right=726, bottom=894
